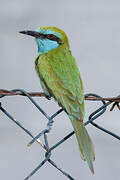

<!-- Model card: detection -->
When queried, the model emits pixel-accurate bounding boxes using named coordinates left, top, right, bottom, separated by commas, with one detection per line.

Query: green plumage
left=35, top=39, right=95, bottom=173
left=20, top=26, right=95, bottom=173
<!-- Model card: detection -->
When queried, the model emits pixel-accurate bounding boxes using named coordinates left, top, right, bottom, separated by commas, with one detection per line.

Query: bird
left=20, top=26, right=95, bottom=173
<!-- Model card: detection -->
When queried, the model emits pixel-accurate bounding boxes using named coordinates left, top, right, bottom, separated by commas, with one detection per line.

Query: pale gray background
left=0, top=0, right=120, bottom=180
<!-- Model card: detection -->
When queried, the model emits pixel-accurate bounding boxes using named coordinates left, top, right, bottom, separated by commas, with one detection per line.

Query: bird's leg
left=45, top=94, right=51, bottom=100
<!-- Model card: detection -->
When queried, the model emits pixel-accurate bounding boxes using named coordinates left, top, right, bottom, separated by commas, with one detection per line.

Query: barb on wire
left=0, top=89, right=120, bottom=180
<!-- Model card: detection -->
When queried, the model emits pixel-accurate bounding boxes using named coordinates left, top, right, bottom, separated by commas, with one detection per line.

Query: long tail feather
left=70, top=118, right=95, bottom=174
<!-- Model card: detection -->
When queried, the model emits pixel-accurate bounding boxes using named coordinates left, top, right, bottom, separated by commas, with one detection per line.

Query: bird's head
left=20, top=26, right=69, bottom=54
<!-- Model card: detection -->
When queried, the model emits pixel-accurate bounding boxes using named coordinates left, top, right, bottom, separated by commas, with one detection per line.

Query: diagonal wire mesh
left=0, top=89, right=120, bottom=180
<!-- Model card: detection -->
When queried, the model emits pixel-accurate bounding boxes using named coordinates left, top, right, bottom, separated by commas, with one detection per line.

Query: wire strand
left=0, top=89, right=119, bottom=180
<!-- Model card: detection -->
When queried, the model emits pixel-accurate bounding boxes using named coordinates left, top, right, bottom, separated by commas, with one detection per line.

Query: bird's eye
left=46, top=34, right=62, bottom=45
left=47, top=34, right=55, bottom=39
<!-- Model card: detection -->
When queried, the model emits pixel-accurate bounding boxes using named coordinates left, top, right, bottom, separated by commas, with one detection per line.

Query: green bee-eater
left=20, top=26, right=95, bottom=173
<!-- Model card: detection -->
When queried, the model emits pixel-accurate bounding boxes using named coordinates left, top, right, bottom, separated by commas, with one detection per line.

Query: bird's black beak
left=19, top=30, right=45, bottom=39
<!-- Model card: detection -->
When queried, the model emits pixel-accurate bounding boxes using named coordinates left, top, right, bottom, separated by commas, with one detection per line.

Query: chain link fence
left=0, top=89, right=120, bottom=180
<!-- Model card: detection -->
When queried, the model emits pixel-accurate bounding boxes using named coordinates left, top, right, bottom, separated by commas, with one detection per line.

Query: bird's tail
left=70, top=118, right=95, bottom=174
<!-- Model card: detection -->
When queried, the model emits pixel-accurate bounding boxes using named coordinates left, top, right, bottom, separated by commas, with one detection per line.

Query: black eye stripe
left=46, top=34, right=57, bottom=40
left=47, top=34, right=54, bottom=39
left=46, top=34, right=62, bottom=45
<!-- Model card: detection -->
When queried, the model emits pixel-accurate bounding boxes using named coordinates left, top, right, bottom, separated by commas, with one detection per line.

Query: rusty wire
left=0, top=89, right=120, bottom=180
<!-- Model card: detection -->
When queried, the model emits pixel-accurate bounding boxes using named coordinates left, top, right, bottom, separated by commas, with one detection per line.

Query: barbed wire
left=0, top=89, right=120, bottom=180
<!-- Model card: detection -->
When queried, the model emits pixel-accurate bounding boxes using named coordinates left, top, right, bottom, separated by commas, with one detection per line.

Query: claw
left=45, top=96, right=51, bottom=100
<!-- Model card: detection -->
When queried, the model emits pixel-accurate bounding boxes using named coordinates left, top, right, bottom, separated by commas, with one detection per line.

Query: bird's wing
left=49, top=49, right=84, bottom=120
left=37, top=48, right=85, bottom=120
left=46, top=50, right=95, bottom=171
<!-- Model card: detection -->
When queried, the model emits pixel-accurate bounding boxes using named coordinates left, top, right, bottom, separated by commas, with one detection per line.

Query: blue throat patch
left=35, top=28, right=62, bottom=54
left=35, top=38, right=59, bottom=54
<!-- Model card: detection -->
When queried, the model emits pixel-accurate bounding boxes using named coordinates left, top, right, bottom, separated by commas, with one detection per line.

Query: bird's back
left=35, top=43, right=85, bottom=120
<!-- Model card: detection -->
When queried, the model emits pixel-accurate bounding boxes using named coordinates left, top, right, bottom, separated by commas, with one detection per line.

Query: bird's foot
left=45, top=95, right=51, bottom=100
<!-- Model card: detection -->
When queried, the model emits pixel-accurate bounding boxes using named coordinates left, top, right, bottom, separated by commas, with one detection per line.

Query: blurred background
left=0, top=0, right=120, bottom=179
